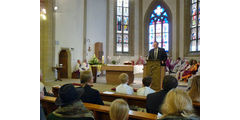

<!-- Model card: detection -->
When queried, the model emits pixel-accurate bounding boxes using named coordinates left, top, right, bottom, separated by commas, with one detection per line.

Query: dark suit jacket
left=146, top=90, right=169, bottom=114
left=148, top=47, right=167, bottom=66
left=78, top=85, right=104, bottom=105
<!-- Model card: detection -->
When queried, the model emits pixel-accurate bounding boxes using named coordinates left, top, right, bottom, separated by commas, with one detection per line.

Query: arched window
left=148, top=5, right=169, bottom=52
left=190, top=0, right=200, bottom=52
left=116, top=0, right=129, bottom=53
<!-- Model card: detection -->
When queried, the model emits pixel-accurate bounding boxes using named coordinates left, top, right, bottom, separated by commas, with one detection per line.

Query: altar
left=101, top=65, right=135, bottom=85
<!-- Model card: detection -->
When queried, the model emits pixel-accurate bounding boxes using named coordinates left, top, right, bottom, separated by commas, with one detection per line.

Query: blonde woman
left=110, top=99, right=129, bottom=120
left=188, top=75, right=200, bottom=102
left=159, top=88, right=199, bottom=120
left=116, top=73, right=134, bottom=95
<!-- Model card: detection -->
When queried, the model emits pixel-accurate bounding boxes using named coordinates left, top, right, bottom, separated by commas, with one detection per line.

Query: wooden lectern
left=143, top=60, right=165, bottom=92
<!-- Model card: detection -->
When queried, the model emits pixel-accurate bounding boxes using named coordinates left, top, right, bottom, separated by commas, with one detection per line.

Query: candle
left=102, top=56, right=104, bottom=64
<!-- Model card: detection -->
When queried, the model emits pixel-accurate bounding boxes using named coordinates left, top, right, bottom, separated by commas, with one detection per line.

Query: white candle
left=102, top=56, right=104, bottom=64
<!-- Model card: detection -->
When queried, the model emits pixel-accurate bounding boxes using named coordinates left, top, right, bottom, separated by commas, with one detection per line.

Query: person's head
left=80, top=70, right=93, bottom=84
left=83, top=59, right=87, bottom=63
left=188, top=75, right=200, bottom=102
left=162, top=75, right=178, bottom=91
left=55, top=84, right=84, bottom=107
left=119, top=73, right=129, bottom=84
left=192, top=60, right=197, bottom=65
left=142, top=76, right=152, bottom=87
left=177, top=57, right=181, bottom=61
left=77, top=59, right=81, bottom=64
left=153, top=41, right=159, bottom=49
left=110, top=99, right=129, bottom=120
left=161, top=88, right=194, bottom=118
left=189, top=59, right=193, bottom=65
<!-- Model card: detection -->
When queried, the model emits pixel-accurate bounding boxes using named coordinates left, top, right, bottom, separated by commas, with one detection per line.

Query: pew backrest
left=52, top=86, right=200, bottom=115
left=41, top=96, right=158, bottom=120
left=100, top=92, right=146, bottom=108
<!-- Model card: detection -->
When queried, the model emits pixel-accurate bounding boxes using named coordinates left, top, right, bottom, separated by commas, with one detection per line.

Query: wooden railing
left=41, top=96, right=158, bottom=120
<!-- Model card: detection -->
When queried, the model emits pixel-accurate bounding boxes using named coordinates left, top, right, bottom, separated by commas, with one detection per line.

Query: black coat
left=148, top=47, right=167, bottom=66
left=146, top=90, right=169, bottom=114
left=78, top=85, right=104, bottom=105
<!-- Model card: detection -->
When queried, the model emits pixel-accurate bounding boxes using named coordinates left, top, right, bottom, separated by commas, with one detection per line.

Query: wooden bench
left=101, top=92, right=200, bottom=116
left=41, top=96, right=158, bottom=120
left=52, top=84, right=93, bottom=97
left=52, top=86, right=200, bottom=115
left=100, top=92, right=146, bottom=108
left=192, top=101, right=200, bottom=116
left=52, top=86, right=146, bottom=107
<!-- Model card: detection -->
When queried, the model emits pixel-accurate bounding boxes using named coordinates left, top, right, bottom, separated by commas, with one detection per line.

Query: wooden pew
left=52, top=86, right=146, bottom=107
left=41, top=96, right=58, bottom=115
left=100, top=92, right=200, bottom=116
left=52, top=84, right=93, bottom=97
left=52, top=86, right=200, bottom=115
left=193, top=101, right=200, bottom=116
left=41, top=96, right=158, bottom=120
left=100, top=92, right=146, bottom=108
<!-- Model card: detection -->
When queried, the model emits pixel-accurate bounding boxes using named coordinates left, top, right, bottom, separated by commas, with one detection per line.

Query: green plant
left=89, top=54, right=100, bottom=65
left=112, top=60, right=116, bottom=64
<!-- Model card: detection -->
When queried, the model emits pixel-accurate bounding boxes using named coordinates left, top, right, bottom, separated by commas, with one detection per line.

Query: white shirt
left=40, top=82, right=45, bottom=99
left=75, top=63, right=81, bottom=72
left=40, top=82, right=44, bottom=92
left=137, top=87, right=155, bottom=96
left=116, top=83, right=134, bottom=95
left=80, top=62, right=90, bottom=71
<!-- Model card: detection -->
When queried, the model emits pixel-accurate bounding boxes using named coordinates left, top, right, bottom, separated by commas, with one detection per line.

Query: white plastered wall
left=55, top=0, right=85, bottom=71
left=86, top=0, right=107, bottom=61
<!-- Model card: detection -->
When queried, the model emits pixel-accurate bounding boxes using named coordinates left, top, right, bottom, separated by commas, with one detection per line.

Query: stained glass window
left=148, top=5, right=169, bottom=52
left=116, top=0, right=129, bottom=53
left=190, top=0, right=200, bottom=52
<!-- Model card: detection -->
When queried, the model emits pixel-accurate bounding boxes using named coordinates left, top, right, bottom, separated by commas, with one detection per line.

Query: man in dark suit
left=148, top=41, right=167, bottom=66
left=146, top=75, right=178, bottom=114
left=78, top=71, right=104, bottom=105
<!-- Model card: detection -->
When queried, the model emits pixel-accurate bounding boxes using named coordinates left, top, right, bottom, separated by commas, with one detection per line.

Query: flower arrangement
left=88, top=54, right=101, bottom=65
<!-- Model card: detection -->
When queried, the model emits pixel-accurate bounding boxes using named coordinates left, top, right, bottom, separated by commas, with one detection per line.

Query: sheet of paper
left=103, top=91, right=115, bottom=94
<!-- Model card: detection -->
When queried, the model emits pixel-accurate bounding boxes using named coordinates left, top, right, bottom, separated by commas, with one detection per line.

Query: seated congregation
left=41, top=70, right=200, bottom=120
left=165, top=57, right=200, bottom=83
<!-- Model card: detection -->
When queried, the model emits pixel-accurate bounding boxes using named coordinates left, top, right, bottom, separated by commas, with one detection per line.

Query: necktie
left=154, top=49, right=158, bottom=60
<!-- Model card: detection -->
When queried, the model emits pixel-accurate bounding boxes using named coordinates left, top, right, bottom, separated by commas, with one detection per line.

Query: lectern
left=143, top=60, right=165, bottom=91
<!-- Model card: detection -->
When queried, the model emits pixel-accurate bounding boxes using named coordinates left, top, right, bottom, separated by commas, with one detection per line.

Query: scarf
left=53, top=100, right=94, bottom=119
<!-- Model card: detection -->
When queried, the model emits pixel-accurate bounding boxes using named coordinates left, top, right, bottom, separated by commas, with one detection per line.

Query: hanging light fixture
left=54, top=6, right=58, bottom=11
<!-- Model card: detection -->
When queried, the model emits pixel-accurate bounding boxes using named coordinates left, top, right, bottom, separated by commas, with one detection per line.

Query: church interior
left=40, top=0, right=200, bottom=119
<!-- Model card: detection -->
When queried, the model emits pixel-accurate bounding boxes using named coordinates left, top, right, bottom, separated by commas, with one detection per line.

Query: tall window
left=149, top=5, right=169, bottom=52
left=190, top=0, right=200, bottom=52
left=116, top=0, right=129, bottom=53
